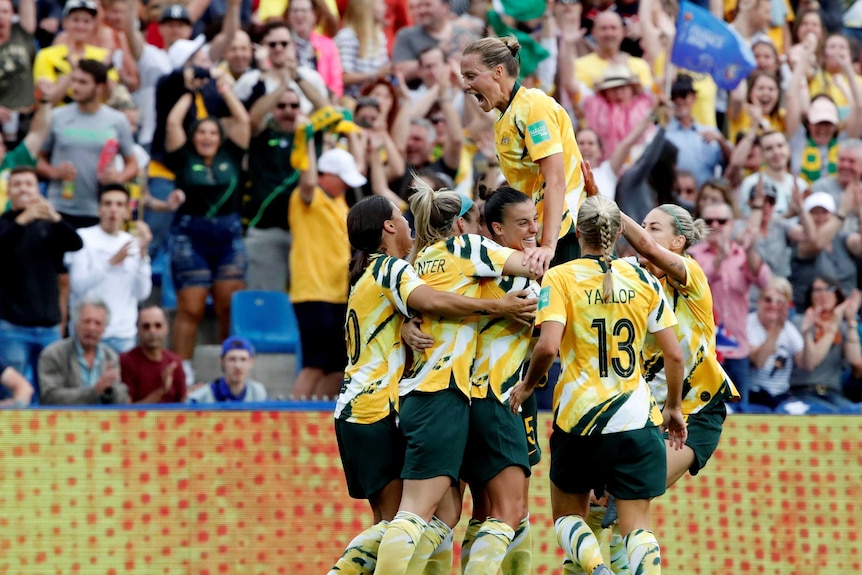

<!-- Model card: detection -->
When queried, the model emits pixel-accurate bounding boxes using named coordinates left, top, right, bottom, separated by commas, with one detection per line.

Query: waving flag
left=671, top=1, right=756, bottom=91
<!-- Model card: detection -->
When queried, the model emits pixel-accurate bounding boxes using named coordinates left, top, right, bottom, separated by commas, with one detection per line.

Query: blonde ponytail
left=408, top=177, right=463, bottom=263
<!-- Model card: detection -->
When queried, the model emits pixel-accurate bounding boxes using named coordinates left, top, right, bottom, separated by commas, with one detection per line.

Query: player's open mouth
left=522, top=236, right=536, bottom=248
left=471, top=92, right=485, bottom=105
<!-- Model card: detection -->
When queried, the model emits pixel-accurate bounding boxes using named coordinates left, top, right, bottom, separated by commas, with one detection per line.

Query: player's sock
left=374, top=511, right=427, bottom=575
left=459, top=518, right=483, bottom=574
left=585, top=503, right=606, bottom=538
left=463, top=517, right=515, bottom=575
left=404, top=516, right=448, bottom=575
left=326, top=520, right=388, bottom=575
left=625, top=528, right=661, bottom=575
left=423, top=524, right=454, bottom=575
left=610, top=523, right=631, bottom=575
left=554, top=515, right=607, bottom=574
left=500, top=513, right=532, bottom=575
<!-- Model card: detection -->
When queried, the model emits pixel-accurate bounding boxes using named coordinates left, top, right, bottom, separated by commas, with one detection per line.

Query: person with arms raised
left=461, top=36, right=584, bottom=273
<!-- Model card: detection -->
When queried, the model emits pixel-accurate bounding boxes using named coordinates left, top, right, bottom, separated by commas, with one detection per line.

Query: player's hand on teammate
left=662, top=405, right=688, bottom=450
left=508, top=381, right=533, bottom=414
left=499, top=289, right=538, bottom=326
left=523, top=245, right=555, bottom=276
left=582, top=160, right=598, bottom=197
left=401, top=318, right=434, bottom=351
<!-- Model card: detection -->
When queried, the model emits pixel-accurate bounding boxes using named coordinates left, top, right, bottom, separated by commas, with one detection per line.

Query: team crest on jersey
left=219, top=163, right=228, bottom=171
left=501, top=136, right=510, bottom=145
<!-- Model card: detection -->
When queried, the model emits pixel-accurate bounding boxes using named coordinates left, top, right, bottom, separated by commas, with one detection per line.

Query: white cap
left=168, top=35, right=206, bottom=70
left=63, top=0, right=98, bottom=18
left=318, top=148, right=367, bottom=188
left=803, top=191, right=836, bottom=213
left=808, top=97, right=839, bottom=125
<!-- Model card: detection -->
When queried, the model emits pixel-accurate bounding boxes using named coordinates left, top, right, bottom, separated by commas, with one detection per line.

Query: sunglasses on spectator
left=812, top=285, right=838, bottom=293
left=140, top=322, right=165, bottom=330
left=704, top=218, right=729, bottom=226
left=268, top=40, right=290, bottom=48
left=277, top=102, right=300, bottom=109
left=430, top=117, right=445, bottom=124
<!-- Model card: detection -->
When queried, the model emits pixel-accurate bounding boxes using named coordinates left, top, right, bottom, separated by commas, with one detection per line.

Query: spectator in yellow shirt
left=289, top=147, right=364, bottom=401
left=33, top=0, right=119, bottom=105
left=809, top=34, right=862, bottom=123
left=573, top=12, right=654, bottom=93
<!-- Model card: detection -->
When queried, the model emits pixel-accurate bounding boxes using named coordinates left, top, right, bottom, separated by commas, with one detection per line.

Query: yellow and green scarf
left=800, top=137, right=839, bottom=184
left=290, top=106, right=362, bottom=171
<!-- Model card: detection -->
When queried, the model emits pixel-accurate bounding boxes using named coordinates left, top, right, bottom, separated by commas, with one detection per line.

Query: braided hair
left=577, top=195, right=622, bottom=303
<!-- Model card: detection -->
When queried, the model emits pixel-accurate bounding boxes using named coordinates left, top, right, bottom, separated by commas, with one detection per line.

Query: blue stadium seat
left=161, top=257, right=177, bottom=311
left=150, top=249, right=168, bottom=287
left=230, top=291, right=302, bottom=364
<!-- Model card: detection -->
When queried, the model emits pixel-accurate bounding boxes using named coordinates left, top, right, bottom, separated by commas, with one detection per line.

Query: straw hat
left=595, top=63, right=641, bottom=92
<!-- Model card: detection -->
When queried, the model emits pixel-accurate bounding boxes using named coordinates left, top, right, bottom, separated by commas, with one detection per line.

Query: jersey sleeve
left=674, top=256, right=707, bottom=299
left=455, top=235, right=514, bottom=279
left=646, top=277, right=678, bottom=333
left=536, top=268, right=567, bottom=327
left=378, top=257, right=426, bottom=318
left=521, top=94, right=564, bottom=162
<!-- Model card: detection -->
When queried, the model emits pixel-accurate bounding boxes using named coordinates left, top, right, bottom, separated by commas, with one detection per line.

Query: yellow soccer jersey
left=641, top=256, right=740, bottom=416
left=401, top=234, right=515, bottom=398
left=495, top=85, right=585, bottom=242
left=471, top=276, right=541, bottom=401
left=538, top=256, right=677, bottom=436
left=335, top=255, right=426, bottom=424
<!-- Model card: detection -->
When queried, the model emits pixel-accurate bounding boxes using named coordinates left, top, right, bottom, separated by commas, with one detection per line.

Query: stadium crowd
left=0, top=0, right=861, bottom=416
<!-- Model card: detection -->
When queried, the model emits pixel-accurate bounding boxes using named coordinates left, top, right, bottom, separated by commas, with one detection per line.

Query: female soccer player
left=327, top=196, right=536, bottom=575
left=623, top=204, right=739, bottom=485
left=510, top=195, right=687, bottom=575
left=582, top=203, right=741, bottom=573
left=461, top=36, right=585, bottom=272
left=373, top=186, right=540, bottom=575
left=459, top=187, right=541, bottom=575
